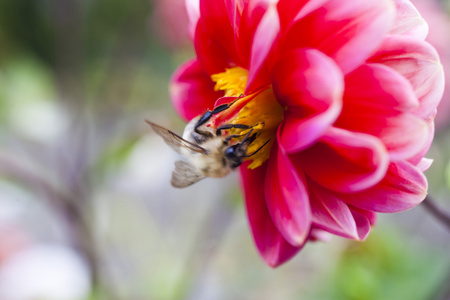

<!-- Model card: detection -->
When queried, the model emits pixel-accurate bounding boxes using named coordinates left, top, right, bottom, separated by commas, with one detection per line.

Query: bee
left=146, top=101, right=268, bottom=188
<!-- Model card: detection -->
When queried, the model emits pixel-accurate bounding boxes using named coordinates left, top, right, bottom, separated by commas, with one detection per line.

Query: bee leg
left=215, top=124, right=250, bottom=136
left=194, top=95, right=247, bottom=140
left=195, top=94, right=245, bottom=133
left=224, top=134, right=244, bottom=143
left=211, top=94, right=244, bottom=115
left=241, top=128, right=253, bottom=145
left=244, top=139, right=271, bottom=157
left=193, top=102, right=234, bottom=134
left=194, top=110, right=213, bottom=133
left=223, top=128, right=254, bottom=143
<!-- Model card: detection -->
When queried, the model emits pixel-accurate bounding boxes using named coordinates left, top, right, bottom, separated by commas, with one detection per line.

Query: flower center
left=210, top=67, right=283, bottom=169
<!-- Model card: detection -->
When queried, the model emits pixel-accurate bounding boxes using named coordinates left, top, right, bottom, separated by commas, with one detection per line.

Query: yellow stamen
left=211, top=68, right=283, bottom=169
left=230, top=88, right=283, bottom=169
left=211, top=67, right=248, bottom=96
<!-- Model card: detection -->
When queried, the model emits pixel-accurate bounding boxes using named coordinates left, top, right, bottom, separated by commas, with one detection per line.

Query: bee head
left=224, top=144, right=247, bottom=168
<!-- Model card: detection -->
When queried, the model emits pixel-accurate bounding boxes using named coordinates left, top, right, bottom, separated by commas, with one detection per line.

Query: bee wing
left=146, top=120, right=207, bottom=154
left=171, top=160, right=205, bottom=188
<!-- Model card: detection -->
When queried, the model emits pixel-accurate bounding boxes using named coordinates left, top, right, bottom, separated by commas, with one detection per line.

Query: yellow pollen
left=211, top=68, right=283, bottom=169
left=211, top=67, right=248, bottom=97
left=230, top=88, right=283, bottom=169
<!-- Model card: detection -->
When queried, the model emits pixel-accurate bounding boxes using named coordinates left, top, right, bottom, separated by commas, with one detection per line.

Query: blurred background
left=0, top=0, right=449, bottom=299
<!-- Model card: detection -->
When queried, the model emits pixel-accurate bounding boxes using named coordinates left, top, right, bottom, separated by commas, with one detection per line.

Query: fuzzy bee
left=146, top=102, right=268, bottom=188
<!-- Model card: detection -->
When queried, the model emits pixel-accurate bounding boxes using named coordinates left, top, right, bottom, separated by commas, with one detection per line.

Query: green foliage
left=0, top=0, right=54, bottom=64
left=320, top=229, right=447, bottom=300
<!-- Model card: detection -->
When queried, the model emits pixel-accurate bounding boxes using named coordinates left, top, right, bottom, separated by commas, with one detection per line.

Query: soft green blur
left=0, top=1, right=450, bottom=300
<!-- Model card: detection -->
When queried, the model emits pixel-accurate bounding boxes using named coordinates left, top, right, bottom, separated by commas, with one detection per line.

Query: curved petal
left=277, top=0, right=328, bottom=30
left=348, top=207, right=375, bottom=240
left=246, top=3, right=280, bottom=93
left=407, top=118, right=434, bottom=166
left=234, top=0, right=271, bottom=69
left=265, top=141, right=311, bottom=246
left=416, top=158, right=433, bottom=173
left=272, top=49, right=344, bottom=152
left=280, top=0, right=395, bottom=74
left=194, top=21, right=234, bottom=74
left=337, top=63, right=429, bottom=161
left=369, top=36, right=444, bottom=120
left=343, top=63, right=419, bottom=110
left=308, top=182, right=360, bottom=240
left=309, top=227, right=332, bottom=242
left=199, top=0, right=238, bottom=62
left=240, top=161, right=303, bottom=267
left=292, top=127, right=389, bottom=193
left=169, top=59, right=222, bottom=121
left=186, top=0, right=200, bottom=39
left=340, top=160, right=428, bottom=213
left=390, top=0, right=428, bottom=40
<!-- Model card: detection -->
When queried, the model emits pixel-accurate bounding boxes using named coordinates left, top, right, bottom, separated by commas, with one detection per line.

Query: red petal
left=265, top=141, right=311, bottom=246
left=234, top=0, right=270, bottom=69
left=240, top=161, right=303, bottom=267
left=369, top=36, right=444, bottom=120
left=186, top=0, right=200, bottom=39
left=246, top=4, right=280, bottom=93
left=277, top=0, right=328, bottom=30
left=416, top=158, right=433, bottom=172
left=309, top=227, right=332, bottom=242
left=407, top=119, right=434, bottom=166
left=308, top=182, right=360, bottom=240
left=292, top=127, right=389, bottom=193
left=337, top=63, right=429, bottom=161
left=340, top=160, right=428, bottom=213
left=199, top=0, right=239, bottom=63
left=194, top=21, right=234, bottom=74
left=390, top=0, right=428, bottom=39
left=344, top=63, right=419, bottom=110
left=169, top=59, right=222, bottom=121
left=348, top=207, right=374, bottom=240
left=272, top=49, right=344, bottom=152
left=280, top=0, right=395, bottom=74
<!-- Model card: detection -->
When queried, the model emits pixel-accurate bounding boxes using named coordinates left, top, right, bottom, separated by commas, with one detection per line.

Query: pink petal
left=369, top=35, right=444, bottom=120
left=348, top=207, right=374, bottom=240
left=194, top=0, right=248, bottom=73
left=276, top=0, right=308, bottom=27
left=416, top=158, right=433, bottom=172
left=234, top=0, right=270, bottom=68
left=407, top=118, right=434, bottom=166
left=308, top=182, right=360, bottom=240
left=390, top=0, right=428, bottom=39
left=194, top=21, right=234, bottom=74
left=169, top=59, right=222, bottom=121
left=272, top=49, right=344, bottom=152
left=309, top=227, right=332, bottom=242
left=240, top=161, right=303, bottom=267
left=344, top=63, right=419, bottom=110
left=340, top=160, right=428, bottom=213
left=292, top=127, right=389, bottom=193
left=277, top=0, right=327, bottom=30
left=199, top=0, right=236, bottom=56
left=185, top=0, right=200, bottom=39
left=246, top=4, right=280, bottom=93
left=351, top=206, right=377, bottom=226
left=265, top=141, right=311, bottom=246
left=337, top=63, right=429, bottom=161
left=280, top=0, right=395, bottom=74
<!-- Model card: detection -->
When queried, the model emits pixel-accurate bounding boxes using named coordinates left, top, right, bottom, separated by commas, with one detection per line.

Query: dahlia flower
left=411, top=0, right=450, bottom=130
left=170, top=0, right=444, bottom=267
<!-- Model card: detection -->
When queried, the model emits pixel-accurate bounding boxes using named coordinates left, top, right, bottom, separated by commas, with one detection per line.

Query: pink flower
left=411, top=0, right=450, bottom=130
left=170, top=0, right=444, bottom=267
left=151, top=0, right=190, bottom=49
